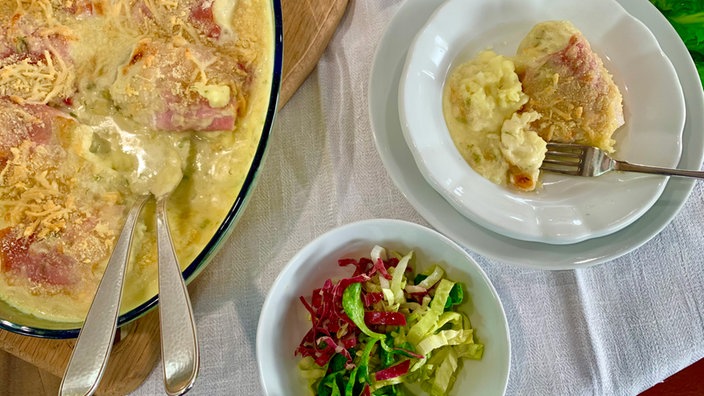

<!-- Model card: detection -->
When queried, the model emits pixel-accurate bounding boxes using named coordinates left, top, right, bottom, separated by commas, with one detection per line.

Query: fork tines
left=540, top=142, right=585, bottom=175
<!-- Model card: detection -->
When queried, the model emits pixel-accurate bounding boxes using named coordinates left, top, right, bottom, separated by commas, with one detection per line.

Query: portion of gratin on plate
left=443, top=20, right=624, bottom=192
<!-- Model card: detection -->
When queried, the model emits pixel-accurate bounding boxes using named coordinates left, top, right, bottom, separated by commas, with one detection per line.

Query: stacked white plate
left=369, top=0, right=704, bottom=269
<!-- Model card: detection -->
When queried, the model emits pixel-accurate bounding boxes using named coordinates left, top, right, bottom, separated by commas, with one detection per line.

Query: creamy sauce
left=442, top=50, right=545, bottom=191
left=0, top=0, right=275, bottom=322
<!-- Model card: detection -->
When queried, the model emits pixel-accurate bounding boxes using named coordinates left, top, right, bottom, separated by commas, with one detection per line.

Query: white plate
left=370, top=0, right=704, bottom=268
left=398, top=0, right=686, bottom=244
left=256, top=219, right=511, bottom=395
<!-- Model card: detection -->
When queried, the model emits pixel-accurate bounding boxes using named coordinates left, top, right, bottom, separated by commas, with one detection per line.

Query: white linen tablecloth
left=133, top=1, right=704, bottom=394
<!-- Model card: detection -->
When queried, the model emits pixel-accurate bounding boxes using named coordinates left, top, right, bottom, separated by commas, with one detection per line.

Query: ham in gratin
left=515, top=20, right=624, bottom=153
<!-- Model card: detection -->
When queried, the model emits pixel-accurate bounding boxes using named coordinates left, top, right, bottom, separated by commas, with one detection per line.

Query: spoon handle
left=60, top=194, right=149, bottom=396
left=156, top=197, right=200, bottom=395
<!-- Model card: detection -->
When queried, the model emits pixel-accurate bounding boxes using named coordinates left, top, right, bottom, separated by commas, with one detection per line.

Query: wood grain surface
left=280, top=0, right=349, bottom=107
left=0, top=310, right=161, bottom=396
left=0, top=0, right=348, bottom=394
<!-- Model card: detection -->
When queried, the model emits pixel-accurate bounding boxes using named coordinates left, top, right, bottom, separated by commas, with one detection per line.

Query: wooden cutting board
left=0, top=0, right=349, bottom=394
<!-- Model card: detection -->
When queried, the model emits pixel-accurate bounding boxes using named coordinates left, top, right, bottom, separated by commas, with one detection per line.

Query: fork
left=541, top=142, right=704, bottom=179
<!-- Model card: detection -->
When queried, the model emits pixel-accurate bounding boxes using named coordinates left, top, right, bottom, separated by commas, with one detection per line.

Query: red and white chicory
left=295, top=245, right=484, bottom=396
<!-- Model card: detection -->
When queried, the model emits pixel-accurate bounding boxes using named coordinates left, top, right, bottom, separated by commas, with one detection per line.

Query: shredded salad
left=295, top=246, right=484, bottom=396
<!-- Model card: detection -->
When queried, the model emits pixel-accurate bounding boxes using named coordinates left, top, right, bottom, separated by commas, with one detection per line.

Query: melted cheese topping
left=0, top=2, right=76, bottom=104
left=0, top=49, right=75, bottom=104
left=1, top=139, right=73, bottom=239
left=213, top=0, right=237, bottom=34
left=515, top=21, right=624, bottom=153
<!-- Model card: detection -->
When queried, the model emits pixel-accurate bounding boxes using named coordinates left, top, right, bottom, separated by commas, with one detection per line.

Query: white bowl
left=398, top=0, right=685, bottom=244
left=256, top=219, right=511, bottom=395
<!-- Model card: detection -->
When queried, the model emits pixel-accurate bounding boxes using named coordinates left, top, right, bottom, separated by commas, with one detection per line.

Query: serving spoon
left=145, top=150, right=200, bottom=395
left=60, top=194, right=149, bottom=396
left=60, top=134, right=199, bottom=395
left=156, top=191, right=200, bottom=395
left=59, top=192, right=200, bottom=396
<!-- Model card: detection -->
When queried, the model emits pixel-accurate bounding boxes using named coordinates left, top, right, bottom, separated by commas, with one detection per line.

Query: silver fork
left=541, top=142, right=704, bottom=179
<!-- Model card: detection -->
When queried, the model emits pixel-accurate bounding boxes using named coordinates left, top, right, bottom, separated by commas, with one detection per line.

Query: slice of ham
left=155, top=103, right=235, bottom=132
left=1, top=14, right=71, bottom=60
left=60, top=0, right=105, bottom=17
left=190, top=0, right=222, bottom=39
left=0, top=229, right=78, bottom=286
left=131, top=0, right=228, bottom=40
left=0, top=204, right=123, bottom=288
left=0, top=98, right=58, bottom=162
left=110, top=38, right=238, bottom=132
left=515, top=21, right=624, bottom=152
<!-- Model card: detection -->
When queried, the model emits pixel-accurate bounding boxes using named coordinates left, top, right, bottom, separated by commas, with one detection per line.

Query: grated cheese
left=0, top=49, right=75, bottom=104
left=0, top=139, right=71, bottom=238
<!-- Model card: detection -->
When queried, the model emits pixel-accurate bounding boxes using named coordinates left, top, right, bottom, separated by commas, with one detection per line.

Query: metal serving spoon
left=145, top=150, right=200, bottom=394
left=59, top=193, right=200, bottom=396
left=60, top=194, right=149, bottom=396
left=60, top=130, right=198, bottom=395
left=156, top=193, right=200, bottom=395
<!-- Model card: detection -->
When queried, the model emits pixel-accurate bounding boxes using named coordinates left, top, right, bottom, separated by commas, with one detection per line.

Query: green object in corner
left=650, top=0, right=704, bottom=84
